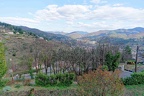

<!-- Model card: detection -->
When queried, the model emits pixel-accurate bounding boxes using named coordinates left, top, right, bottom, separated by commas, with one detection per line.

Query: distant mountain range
left=81, top=27, right=144, bottom=40
left=51, top=27, right=144, bottom=40
left=1, top=22, right=144, bottom=46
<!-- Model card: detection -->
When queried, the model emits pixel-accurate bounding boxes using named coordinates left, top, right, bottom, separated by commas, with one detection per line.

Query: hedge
left=35, top=73, right=75, bottom=87
left=122, top=72, right=144, bottom=85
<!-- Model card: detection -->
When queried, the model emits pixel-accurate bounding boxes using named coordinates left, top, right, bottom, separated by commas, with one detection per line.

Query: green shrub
left=49, top=75, right=57, bottom=86
left=2, top=86, right=11, bottom=92
left=69, top=73, right=75, bottom=80
left=101, top=65, right=108, bottom=71
left=57, top=73, right=75, bottom=87
left=35, top=73, right=75, bottom=87
left=0, top=79, right=9, bottom=88
left=122, top=72, right=144, bottom=85
left=35, top=73, right=49, bottom=86
left=15, top=84, right=21, bottom=88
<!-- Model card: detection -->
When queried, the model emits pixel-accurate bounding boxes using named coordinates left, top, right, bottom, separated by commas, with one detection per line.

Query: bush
left=2, top=86, right=11, bottom=92
left=0, top=79, right=9, bottom=88
left=122, top=72, right=144, bottom=85
left=35, top=73, right=75, bottom=87
left=101, top=65, right=108, bottom=71
left=77, top=67, right=124, bottom=96
left=15, top=84, right=21, bottom=88
left=49, top=75, right=57, bottom=86
left=35, top=73, right=49, bottom=86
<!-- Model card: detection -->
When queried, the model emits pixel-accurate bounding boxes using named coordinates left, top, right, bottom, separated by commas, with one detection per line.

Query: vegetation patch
left=0, top=42, right=7, bottom=79
left=35, top=73, right=75, bottom=87
left=125, top=84, right=144, bottom=96
left=77, top=67, right=124, bottom=96
left=122, top=71, right=144, bottom=85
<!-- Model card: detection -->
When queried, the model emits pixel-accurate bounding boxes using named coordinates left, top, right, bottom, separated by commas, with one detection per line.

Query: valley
left=0, top=22, right=144, bottom=96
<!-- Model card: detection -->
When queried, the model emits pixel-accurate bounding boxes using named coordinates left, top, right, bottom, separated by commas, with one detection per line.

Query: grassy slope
left=125, top=84, right=144, bottom=96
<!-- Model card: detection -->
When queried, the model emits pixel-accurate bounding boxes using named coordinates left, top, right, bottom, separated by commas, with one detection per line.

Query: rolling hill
left=66, top=31, right=88, bottom=39
left=82, top=27, right=144, bottom=40
left=18, top=26, right=77, bottom=46
left=0, top=22, right=78, bottom=46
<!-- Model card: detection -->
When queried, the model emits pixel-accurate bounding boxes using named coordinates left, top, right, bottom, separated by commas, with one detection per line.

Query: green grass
left=44, top=82, right=78, bottom=90
left=125, top=84, right=144, bottom=96
left=1, top=82, right=78, bottom=93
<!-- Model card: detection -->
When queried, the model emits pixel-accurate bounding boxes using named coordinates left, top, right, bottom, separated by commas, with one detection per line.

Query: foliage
left=35, top=73, right=75, bottom=87
left=122, top=71, right=144, bottom=85
left=2, top=86, right=11, bottom=92
left=0, top=79, right=9, bottom=88
left=105, top=52, right=121, bottom=71
left=0, top=43, right=7, bottom=79
left=77, top=67, right=124, bottom=96
left=35, top=73, right=48, bottom=86
left=57, top=73, right=75, bottom=86
left=101, top=65, right=108, bottom=71
left=14, top=84, right=22, bottom=88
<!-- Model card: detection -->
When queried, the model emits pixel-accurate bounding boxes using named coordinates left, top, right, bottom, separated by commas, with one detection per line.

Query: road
left=120, top=70, right=133, bottom=78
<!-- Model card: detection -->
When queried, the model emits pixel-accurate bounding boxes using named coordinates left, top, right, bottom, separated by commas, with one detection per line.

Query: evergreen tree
left=0, top=43, right=7, bottom=79
left=105, top=52, right=120, bottom=71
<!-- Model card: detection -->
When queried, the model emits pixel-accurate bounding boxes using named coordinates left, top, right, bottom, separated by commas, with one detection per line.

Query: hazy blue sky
left=0, top=0, right=144, bottom=32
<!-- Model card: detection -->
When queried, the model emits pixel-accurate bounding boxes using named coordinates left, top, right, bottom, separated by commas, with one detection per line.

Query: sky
left=0, top=0, right=144, bottom=33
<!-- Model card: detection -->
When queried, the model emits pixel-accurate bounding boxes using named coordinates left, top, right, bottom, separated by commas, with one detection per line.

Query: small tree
left=105, top=52, right=121, bottom=72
